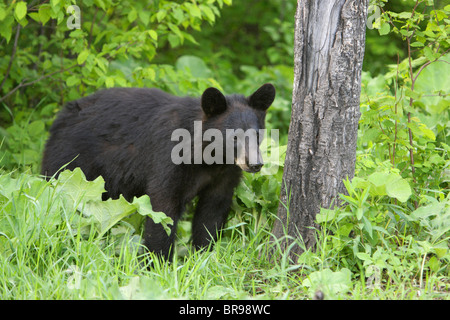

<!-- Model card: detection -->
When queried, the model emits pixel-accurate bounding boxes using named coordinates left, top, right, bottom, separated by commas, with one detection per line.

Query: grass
left=0, top=170, right=449, bottom=300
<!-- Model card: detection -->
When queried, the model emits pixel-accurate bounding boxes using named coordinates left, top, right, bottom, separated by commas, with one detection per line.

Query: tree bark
left=272, top=0, right=369, bottom=260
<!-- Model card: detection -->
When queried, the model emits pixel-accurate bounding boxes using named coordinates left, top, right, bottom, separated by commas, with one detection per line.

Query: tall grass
left=0, top=170, right=303, bottom=299
left=0, top=170, right=448, bottom=300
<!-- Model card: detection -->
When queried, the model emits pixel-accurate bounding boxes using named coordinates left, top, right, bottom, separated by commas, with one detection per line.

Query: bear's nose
left=248, top=163, right=263, bottom=172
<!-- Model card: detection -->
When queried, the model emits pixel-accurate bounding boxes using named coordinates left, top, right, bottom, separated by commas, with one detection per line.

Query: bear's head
left=200, top=83, right=276, bottom=173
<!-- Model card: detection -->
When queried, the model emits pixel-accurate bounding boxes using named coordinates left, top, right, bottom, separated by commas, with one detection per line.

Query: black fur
left=41, top=84, right=275, bottom=260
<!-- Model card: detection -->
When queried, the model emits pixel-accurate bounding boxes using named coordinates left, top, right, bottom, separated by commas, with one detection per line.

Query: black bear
left=41, top=83, right=276, bottom=260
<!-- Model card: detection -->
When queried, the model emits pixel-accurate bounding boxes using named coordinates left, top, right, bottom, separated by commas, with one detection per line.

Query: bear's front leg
left=192, top=186, right=234, bottom=250
left=144, top=216, right=178, bottom=260
left=143, top=190, right=181, bottom=260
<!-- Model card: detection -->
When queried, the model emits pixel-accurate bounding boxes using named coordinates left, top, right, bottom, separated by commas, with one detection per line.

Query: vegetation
left=0, top=0, right=449, bottom=299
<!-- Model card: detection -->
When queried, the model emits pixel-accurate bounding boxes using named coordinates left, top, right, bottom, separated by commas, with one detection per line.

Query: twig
left=0, top=24, right=21, bottom=93
left=0, top=64, right=79, bottom=103
left=412, top=48, right=450, bottom=85
left=33, top=24, right=46, bottom=71
left=405, top=0, right=423, bottom=210
left=392, top=53, right=400, bottom=167
left=88, top=7, right=99, bottom=49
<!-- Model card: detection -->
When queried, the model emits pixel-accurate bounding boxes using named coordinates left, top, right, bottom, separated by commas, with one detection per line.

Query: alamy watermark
left=367, top=4, right=382, bottom=30
left=67, top=5, right=81, bottom=30
left=171, top=121, right=281, bottom=175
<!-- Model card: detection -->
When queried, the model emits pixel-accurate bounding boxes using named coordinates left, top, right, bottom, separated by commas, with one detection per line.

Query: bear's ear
left=248, top=83, right=276, bottom=111
left=201, top=87, right=227, bottom=117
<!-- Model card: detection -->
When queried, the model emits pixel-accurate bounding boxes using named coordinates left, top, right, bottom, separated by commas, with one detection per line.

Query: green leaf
left=27, top=121, right=45, bottom=137
left=167, top=34, right=180, bottom=48
left=368, top=172, right=390, bottom=187
left=66, top=75, right=80, bottom=87
left=236, top=181, right=256, bottom=208
left=385, top=177, right=411, bottom=203
left=362, top=215, right=373, bottom=237
left=303, top=268, right=352, bottom=298
left=38, top=5, right=51, bottom=25
left=77, top=50, right=89, bottom=65
left=148, top=30, right=158, bottom=41
left=379, top=21, right=390, bottom=36
left=398, top=12, right=412, bottom=19
left=127, top=8, right=137, bottom=23
left=200, top=5, right=215, bottom=22
left=356, top=207, right=364, bottom=220
left=367, top=172, right=389, bottom=196
left=28, top=12, right=41, bottom=23
left=83, top=195, right=135, bottom=237
left=0, top=5, right=6, bottom=21
left=405, top=87, right=420, bottom=100
left=423, top=46, right=437, bottom=62
left=54, top=168, right=106, bottom=207
left=414, top=54, right=450, bottom=106
left=94, top=0, right=106, bottom=11
left=156, top=10, right=166, bottom=23
left=15, top=2, right=27, bottom=21
left=0, top=16, right=14, bottom=43
left=411, top=203, right=445, bottom=221
left=366, top=172, right=412, bottom=202
left=316, top=208, right=337, bottom=224
left=139, top=11, right=150, bottom=26
left=172, top=7, right=185, bottom=24
left=185, top=3, right=201, bottom=18
left=356, top=252, right=371, bottom=262
left=433, top=247, right=448, bottom=259
left=419, top=125, right=436, bottom=141
left=118, top=276, right=166, bottom=299
left=52, top=169, right=172, bottom=238
left=175, top=55, right=211, bottom=78
left=411, top=41, right=424, bottom=47
left=105, top=76, right=114, bottom=88
left=428, top=256, right=440, bottom=273
left=132, top=196, right=173, bottom=235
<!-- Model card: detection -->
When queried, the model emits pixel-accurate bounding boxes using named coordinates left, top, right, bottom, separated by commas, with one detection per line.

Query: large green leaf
left=83, top=195, right=136, bottom=237
left=175, top=55, right=211, bottom=78
left=54, top=168, right=172, bottom=236
left=132, top=195, right=173, bottom=235
left=303, top=268, right=352, bottom=298
left=367, top=171, right=411, bottom=202
left=55, top=168, right=106, bottom=209
left=14, top=2, right=27, bottom=21
left=385, top=177, right=412, bottom=203
left=414, top=54, right=450, bottom=107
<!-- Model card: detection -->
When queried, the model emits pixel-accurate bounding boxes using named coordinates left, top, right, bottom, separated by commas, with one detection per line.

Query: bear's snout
left=247, top=162, right=263, bottom=173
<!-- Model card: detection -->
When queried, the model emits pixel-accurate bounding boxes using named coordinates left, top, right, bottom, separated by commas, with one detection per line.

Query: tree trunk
left=272, top=0, right=369, bottom=260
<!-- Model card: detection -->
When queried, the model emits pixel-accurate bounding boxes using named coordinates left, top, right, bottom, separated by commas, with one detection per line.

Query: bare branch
left=0, top=64, right=79, bottom=103
left=0, top=24, right=21, bottom=93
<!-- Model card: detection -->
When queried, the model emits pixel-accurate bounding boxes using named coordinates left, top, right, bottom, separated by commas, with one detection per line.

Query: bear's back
left=41, top=87, right=201, bottom=191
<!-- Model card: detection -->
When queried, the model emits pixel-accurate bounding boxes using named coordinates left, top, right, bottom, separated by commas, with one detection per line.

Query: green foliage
left=313, top=0, right=450, bottom=297
left=359, top=2, right=449, bottom=199
left=228, top=141, right=286, bottom=241
left=0, top=0, right=229, bottom=116
left=54, top=168, right=173, bottom=236
left=0, top=167, right=171, bottom=250
left=0, top=0, right=449, bottom=300
left=0, top=118, right=47, bottom=172
left=0, top=168, right=174, bottom=299
left=303, top=268, right=352, bottom=299
left=0, top=0, right=233, bottom=170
